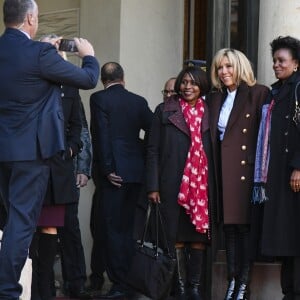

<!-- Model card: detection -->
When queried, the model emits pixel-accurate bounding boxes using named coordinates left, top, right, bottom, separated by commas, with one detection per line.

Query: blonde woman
left=207, top=49, right=269, bottom=300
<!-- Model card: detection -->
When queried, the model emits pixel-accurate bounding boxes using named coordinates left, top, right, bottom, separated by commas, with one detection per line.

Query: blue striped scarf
left=252, top=100, right=275, bottom=204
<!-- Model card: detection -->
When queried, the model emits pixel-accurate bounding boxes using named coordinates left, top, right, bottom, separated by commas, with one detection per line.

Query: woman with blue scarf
left=253, top=36, right=300, bottom=299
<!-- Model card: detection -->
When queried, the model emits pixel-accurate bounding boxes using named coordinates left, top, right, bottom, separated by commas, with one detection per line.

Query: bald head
left=162, top=77, right=176, bottom=101
left=101, top=62, right=124, bottom=86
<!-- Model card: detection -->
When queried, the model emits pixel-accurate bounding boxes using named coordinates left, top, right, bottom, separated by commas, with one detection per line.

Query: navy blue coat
left=0, top=28, right=99, bottom=161
left=90, top=84, right=153, bottom=183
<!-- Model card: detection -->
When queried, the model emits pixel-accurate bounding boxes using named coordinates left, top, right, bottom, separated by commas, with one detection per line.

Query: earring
left=294, top=67, right=298, bottom=72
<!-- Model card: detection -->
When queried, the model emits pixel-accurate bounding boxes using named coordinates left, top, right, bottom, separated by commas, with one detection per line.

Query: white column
left=257, top=0, right=300, bottom=85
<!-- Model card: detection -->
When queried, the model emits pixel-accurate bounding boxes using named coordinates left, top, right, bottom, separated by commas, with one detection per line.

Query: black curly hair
left=270, top=36, right=300, bottom=61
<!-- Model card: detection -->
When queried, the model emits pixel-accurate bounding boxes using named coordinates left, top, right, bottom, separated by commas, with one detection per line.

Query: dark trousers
left=101, top=181, right=141, bottom=288
left=0, top=202, right=6, bottom=230
left=90, top=189, right=106, bottom=284
left=0, top=160, right=49, bottom=300
left=58, top=201, right=87, bottom=292
left=223, top=224, right=251, bottom=284
left=281, top=256, right=300, bottom=299
left=89, top=165, right=106, bottom=285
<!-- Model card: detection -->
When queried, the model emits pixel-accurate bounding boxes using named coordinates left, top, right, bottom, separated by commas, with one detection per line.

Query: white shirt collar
left=105, top=82, right=123, bottom=89
left=19, top=30, right=31, bottom=39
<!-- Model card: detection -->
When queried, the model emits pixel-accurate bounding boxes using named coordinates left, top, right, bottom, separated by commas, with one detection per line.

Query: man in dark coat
left=0, top=1, right=99, bottom=298
left=90, top=62, right=153, bottom=298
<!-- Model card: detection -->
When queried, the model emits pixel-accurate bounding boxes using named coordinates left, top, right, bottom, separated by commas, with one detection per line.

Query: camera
left=58, top=39, right=78, bottom=52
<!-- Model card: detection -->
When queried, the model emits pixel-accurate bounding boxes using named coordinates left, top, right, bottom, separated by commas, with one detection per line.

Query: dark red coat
left=207, top=82, right=269, bottom=224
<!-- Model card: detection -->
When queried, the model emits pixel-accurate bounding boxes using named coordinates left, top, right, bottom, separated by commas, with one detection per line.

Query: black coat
left=259, top=72, right=300, bottom=256
left=44, top=86, right=82, bottom=205
left=145, top=96, right=216, bottom=248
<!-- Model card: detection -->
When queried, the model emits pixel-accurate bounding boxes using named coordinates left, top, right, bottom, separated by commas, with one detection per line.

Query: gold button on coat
left=241, top=145, right=247, bottom=150
left=242, top=128, right=247, bottom=133
left=241, top=160, right=246, bottom=165
left=241, top=176, right=246, bottom=181
left=246, top=114, right=250, bottom=118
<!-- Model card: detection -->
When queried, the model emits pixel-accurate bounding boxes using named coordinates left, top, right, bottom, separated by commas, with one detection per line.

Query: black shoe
left=93, top=289, right=126, bottom=299
left=69, top=287, right=93, bottom=299
left=89, top=275, right=105, bottom=291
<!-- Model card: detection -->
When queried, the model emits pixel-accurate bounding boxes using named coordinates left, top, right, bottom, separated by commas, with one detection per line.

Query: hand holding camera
left=58, top=37, right=95, bottom=58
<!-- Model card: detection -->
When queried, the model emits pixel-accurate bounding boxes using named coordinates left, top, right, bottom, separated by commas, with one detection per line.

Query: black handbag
left=125, top=202, right=176, bottom=300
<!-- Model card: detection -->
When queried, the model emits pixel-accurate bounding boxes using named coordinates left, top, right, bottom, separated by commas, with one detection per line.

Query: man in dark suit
left=0, top=1, right=99, bottom=299
left=90, top=62, right=153, bottom=299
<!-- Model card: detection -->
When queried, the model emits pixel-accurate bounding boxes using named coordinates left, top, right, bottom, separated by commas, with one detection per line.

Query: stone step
left=212, top=250, right=282, bottom=300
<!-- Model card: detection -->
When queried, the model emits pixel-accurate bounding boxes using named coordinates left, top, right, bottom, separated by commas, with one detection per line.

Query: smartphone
left=58, top=39, right=78, bottom=52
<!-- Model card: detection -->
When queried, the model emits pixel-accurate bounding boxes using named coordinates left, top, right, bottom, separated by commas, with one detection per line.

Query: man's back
left=0, top=1, right=99, bottom=298
left=90, top=84, right=153, bottom=182
left=0, top=28, right=99, bottom=161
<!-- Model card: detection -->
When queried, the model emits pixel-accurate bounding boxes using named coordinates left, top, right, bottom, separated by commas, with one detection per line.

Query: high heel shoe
left=224, top=278, right=235, bottom=300
left=234, top=283, right=248, bottom=300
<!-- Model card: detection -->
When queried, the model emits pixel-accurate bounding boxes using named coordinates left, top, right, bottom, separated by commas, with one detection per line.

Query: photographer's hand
left=74, top=37, right=95, bottom=58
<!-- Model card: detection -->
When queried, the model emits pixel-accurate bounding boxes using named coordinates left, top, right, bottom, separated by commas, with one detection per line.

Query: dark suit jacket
left=0, top=28, right=99, bottom=161
left=90, top=84, right=153, bottom=183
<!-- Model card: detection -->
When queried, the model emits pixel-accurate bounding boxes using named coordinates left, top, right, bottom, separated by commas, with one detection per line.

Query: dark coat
left=44, top=86, right=82, bottom=205
left=145, top=96, right=215, bottom=248
left=0, top=28, right=99, bottom=161
left=207, top=82, right=269, bottom=224
left=74, top=101, right=92, bottom=177
left=90, top=84, right=153, bottom=183
left=260, top=72, right=300, bottom=256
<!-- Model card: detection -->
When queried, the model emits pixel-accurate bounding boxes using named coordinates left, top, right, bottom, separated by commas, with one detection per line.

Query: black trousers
left=89, top=165, right=106, bottom=284
left=281, top=256, right=300, bottom=299
left=58, top=201, right=87, bottom=291
left=223, top=224, right=251, bottom=284
left=101, top=181, right=142, bottom=287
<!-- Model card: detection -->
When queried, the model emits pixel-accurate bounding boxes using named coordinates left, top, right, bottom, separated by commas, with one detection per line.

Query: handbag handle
left=140, top=202, right=152, bottom=244
left=155, top=203, right=173, bottom=256
left=140, top=202, right=172, bottom=257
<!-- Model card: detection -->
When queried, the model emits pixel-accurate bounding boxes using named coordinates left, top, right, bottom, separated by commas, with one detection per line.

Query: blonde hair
left=210, top=48, right=256, bottom=90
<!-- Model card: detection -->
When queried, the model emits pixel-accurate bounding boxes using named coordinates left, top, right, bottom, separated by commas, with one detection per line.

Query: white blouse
left=217, top=89, right=237, bottom=141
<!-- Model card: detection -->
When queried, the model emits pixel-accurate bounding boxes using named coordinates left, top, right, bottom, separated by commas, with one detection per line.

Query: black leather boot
left=224, top=226, right=237, bottom=300
left=175, top=247, right=187, bottom=300
left=38, top=233, right=58, bottom=300
left=234, top=226, right=251, bottom=300
left=187, top=248, right=204, bottom=300
left=30, top=232, right=42, bottom=300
